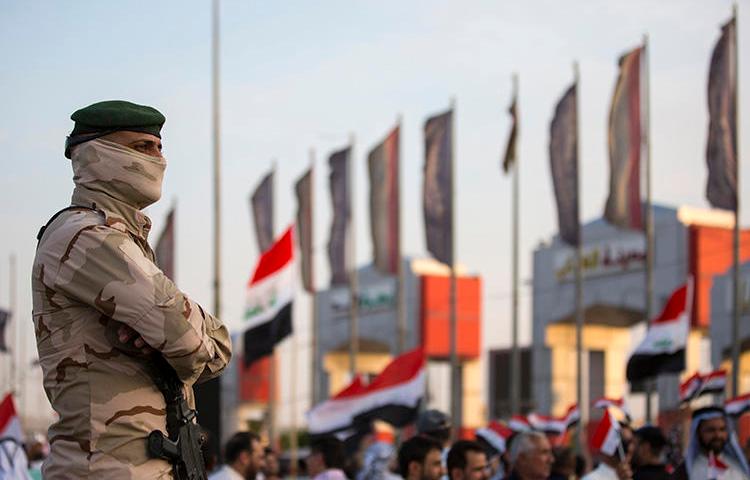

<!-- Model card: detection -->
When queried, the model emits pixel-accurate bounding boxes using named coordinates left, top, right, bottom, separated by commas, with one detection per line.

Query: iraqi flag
left=242, top=226, right=294, bottom=367
left=593, top=397, right=632, bottom=422
left=307, top=348, right=425, bottom=435
left=508, top=415, right=532, bottom=433
left=680, top=372, right=704, bottom=403
left=0, top=394, right=31, bottom=479
left=700, top=369, right=728, bottom=396
left=725, top=393, right=750, bottom=417
left=591, top=409, right=621, bottom=457
left=476, top=421, right=513, bottom=455
left=528, top=404, right=579, bottom=435
left=626, top=281, right=692, bottom=384
left=708, top=451, right=729, bottom=480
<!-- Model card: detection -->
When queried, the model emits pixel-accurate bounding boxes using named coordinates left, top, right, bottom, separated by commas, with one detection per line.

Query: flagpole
left=349, top=133, right=359, bottom=378
left=643, top=34, right=656, bottom=424
left=396, top=114, right=407, bottom=354
left=201, top=0, right=224, bottom=448
left=449, top=97, right=462, bottom=436
left=573, top=62, right=585, bottom=451
left=10, top=254, right=17, bottom=399
left=731, top=3, right=741, bottom=398
left=211, top=0, right=221, bottom=345
left=510, top=73, right=521, bottom=417
left=310, top=148, right=320, bottom=407
left=289, top=324, right=299, bottom=478
left=268, top=160, right=278, bottom=448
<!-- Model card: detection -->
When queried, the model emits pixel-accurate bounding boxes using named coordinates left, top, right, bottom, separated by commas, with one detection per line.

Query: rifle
left=147, top=355, right=208, bottom=480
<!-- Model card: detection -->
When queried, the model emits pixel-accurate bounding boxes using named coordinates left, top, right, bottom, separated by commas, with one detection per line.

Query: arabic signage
left=554, top=236, right=646, bottom=282
left=329, top=279, right=397, bottom=318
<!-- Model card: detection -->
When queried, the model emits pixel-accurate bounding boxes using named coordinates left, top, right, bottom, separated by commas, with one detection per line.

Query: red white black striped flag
left=626, top=281, right=691, bottom=383
left=680, top=369, right=727, bottom=403
left=476, top=421, right=514, bottom=455
left=242, top=226, right=294, bottom=367
left=0, top=394, right=30, bottom=478
left=307, top=348, right=425, bottom=435
left=725, top=393, right=750, bottom=417
left=591, top=409, right=621, bottom=457
left=592, top=397, right=632, bottom=422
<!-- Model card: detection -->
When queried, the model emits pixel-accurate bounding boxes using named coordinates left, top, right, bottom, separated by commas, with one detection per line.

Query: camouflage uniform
left=32, top=138, right=232, bottom=478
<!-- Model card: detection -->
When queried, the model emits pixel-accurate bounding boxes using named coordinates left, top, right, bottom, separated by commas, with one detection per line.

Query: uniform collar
left=71, top=185, right=152, bottom=241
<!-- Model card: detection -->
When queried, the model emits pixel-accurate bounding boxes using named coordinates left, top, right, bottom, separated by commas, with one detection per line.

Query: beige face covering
left=71, top=138, right=167, bottom=209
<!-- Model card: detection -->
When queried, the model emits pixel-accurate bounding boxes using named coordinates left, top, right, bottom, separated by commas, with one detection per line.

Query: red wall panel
left=238, top=356, right=272, bottom=403
left=688, top=225, right=750, bottom=329
left=420, top=275, right=482, bottom=359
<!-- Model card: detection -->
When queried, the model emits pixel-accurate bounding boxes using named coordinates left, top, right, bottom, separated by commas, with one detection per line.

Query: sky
left=1, top=0, right=748, bottom=425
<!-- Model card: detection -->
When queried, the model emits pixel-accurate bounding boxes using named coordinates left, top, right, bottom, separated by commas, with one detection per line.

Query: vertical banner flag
left=295, top=168, right=314, bottom=293
left=0, top=309, right=8, bottom=352
left=368, top=125, right=400, bottom=274
left=549, top=84, right=579, bottom=246
left=502, top=90, right=519, bottom=174
left=328, top=147, right=351, bottom=286
left=423, top=110, right=453, bottom=265
left=626, top=281, right=691, bottom=383
left=242, top=226, right=295, bottom=367
left=706, top=17, right=738, bottom=211
left=154, top=207, right=175, bottom=280
left=251, top=171, right=275, bottom=253
left=604, top=47, right=643, bottom=230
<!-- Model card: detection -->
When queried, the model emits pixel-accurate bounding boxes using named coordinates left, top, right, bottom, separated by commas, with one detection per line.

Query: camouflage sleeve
left=53, top=224, right=232, bottom=386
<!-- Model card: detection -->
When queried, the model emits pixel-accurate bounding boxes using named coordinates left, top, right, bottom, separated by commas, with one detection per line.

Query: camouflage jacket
left=32, top=180, right=232, bottom=478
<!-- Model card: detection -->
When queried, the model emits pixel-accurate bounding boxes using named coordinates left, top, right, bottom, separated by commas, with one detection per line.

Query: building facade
left=531, top=204, right=744, bottom=429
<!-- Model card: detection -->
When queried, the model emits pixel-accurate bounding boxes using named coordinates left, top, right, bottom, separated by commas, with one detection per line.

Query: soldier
left=32, top=100, right=232, bottom=478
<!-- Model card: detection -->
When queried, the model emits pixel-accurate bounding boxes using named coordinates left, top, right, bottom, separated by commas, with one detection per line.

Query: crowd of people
left=204, top=405, right=750, bottom=480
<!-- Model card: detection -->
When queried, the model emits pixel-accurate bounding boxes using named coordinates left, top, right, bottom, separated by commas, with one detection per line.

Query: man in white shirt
left=209, top=432, right=265, bottom=480
left=672, top=406, right=750, bottom=480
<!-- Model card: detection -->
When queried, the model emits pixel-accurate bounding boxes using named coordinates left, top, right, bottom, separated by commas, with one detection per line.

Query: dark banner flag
left=502, top=92, right=518, bottom=174
left=154, top=207, right=175, bottom=280
left=368, top=125, right=400, bottom=274
left=251, top=171, right=274, bottom=253
left=604, top=47, right=643, bottom=230
left=423, top=110, right=453, bottom=265
left=549, top=84, right=579, bottom=246
left=0, top=309, right=8, bottom=352
left=706, top=18, right=737, bottom=211
left=295, top=168, right=314, bottom=293
left=328, top=147, right=351, bottom=286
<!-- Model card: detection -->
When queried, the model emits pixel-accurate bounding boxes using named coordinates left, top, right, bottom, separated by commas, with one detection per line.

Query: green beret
left=65, top=100, right=165, bottom=158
